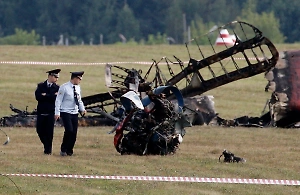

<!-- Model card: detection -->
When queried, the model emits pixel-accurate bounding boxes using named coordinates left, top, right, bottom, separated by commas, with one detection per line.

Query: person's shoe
left=60, top=151, right=67, bottom=156
left=67, top=153, right=73, bottom=156
left=44, top=152, right=52, bottom=155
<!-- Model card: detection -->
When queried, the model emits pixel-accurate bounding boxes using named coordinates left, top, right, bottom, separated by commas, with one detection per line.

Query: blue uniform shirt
left=55, top=81, right=85, bottom=115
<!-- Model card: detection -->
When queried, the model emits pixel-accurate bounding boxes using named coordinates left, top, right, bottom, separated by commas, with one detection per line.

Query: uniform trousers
left=60, top=112, right=78, bottom=155
left=36, top=113, right=55, bottom=154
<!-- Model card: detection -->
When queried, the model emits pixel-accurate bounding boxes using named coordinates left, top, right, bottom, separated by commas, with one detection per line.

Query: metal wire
left=0, top=129, right=9, bottom=145
left=0, top=174, right=22, bottom=194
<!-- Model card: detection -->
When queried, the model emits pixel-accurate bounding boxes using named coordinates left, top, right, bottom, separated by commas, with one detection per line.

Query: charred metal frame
left=1, top=21, right=280, bottom=127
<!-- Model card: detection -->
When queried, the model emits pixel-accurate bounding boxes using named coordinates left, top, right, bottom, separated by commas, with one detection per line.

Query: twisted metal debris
left=1, top=21, right=285, bottom=131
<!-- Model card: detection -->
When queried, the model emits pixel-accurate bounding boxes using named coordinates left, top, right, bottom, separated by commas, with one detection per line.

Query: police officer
left=35, top=68, right=61, bottom=155
left=55, top=71, right=86, bottom=156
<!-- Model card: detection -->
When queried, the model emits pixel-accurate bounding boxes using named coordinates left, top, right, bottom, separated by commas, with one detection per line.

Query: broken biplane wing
left=167, top=21, right=279, bottom=97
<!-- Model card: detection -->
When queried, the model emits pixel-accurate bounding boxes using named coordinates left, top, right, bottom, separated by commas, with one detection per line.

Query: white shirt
left=47, top=81, right=52, bottom=87
left=55, top=81, right=85, bottom=115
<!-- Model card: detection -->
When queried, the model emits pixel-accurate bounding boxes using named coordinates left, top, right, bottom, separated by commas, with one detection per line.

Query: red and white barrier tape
left=0, top=58, right=262, bottom=66
left=2, top=174, right=299, bottom=185
left=0, top=61, right=152, bottom=65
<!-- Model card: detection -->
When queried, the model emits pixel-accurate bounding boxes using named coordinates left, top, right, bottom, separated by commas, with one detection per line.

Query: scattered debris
left=219, top=149, right=246, bottom=163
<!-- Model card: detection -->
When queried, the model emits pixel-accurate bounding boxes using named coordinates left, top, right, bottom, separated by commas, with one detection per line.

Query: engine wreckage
left=2, top=20, right=300, bottom=154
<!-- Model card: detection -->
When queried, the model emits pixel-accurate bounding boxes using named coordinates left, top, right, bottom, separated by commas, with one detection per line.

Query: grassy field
left=0, top=127, right=299, bottom=195
left=0, top=43, right=296, bottom=118
left=0, top=44, right=299, bottom=194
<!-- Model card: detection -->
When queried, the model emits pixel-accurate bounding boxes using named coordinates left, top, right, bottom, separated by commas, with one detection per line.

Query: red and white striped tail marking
left=215, top=29, right=235, bottom=46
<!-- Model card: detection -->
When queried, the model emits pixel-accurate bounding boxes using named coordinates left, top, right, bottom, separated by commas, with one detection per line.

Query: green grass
left=0, top=127, right=299, bottom=195
left=0, top=44, right=289, bottom=117
left=0, top=44, right=299, bottom=194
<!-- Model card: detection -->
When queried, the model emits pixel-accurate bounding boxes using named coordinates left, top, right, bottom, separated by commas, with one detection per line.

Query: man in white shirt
left=55, top=71, right=86, bottom=156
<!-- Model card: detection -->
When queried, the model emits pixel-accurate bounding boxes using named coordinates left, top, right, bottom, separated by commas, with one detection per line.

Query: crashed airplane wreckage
left=226, top=50, right=300, bottom=128
left=82, top=21, right=280, bottom=129
left=1, top=21, right=285, bottom=132
left=112, top=86, right=190, bottom=155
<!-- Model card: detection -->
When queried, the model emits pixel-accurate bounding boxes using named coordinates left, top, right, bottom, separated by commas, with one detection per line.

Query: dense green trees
left=0, top=28, right=40, bottom=45
left=237, top=0, right=285, bottom=43
left=0, top=0, right=297, bottom=45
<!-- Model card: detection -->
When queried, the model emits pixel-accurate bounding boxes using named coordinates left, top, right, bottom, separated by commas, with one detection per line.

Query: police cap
left=46, top=69, right=61, bottom=78
left=70, top=71, right=84, bottom=80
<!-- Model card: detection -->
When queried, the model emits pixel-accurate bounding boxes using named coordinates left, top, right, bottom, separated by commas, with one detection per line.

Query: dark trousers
left=60, top=112, right=78, bottom=155
left=36, top=113, right=55, bottom=154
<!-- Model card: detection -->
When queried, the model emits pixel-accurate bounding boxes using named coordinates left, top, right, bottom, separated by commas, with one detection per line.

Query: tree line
left=0, top=0, right=298, bottom=45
